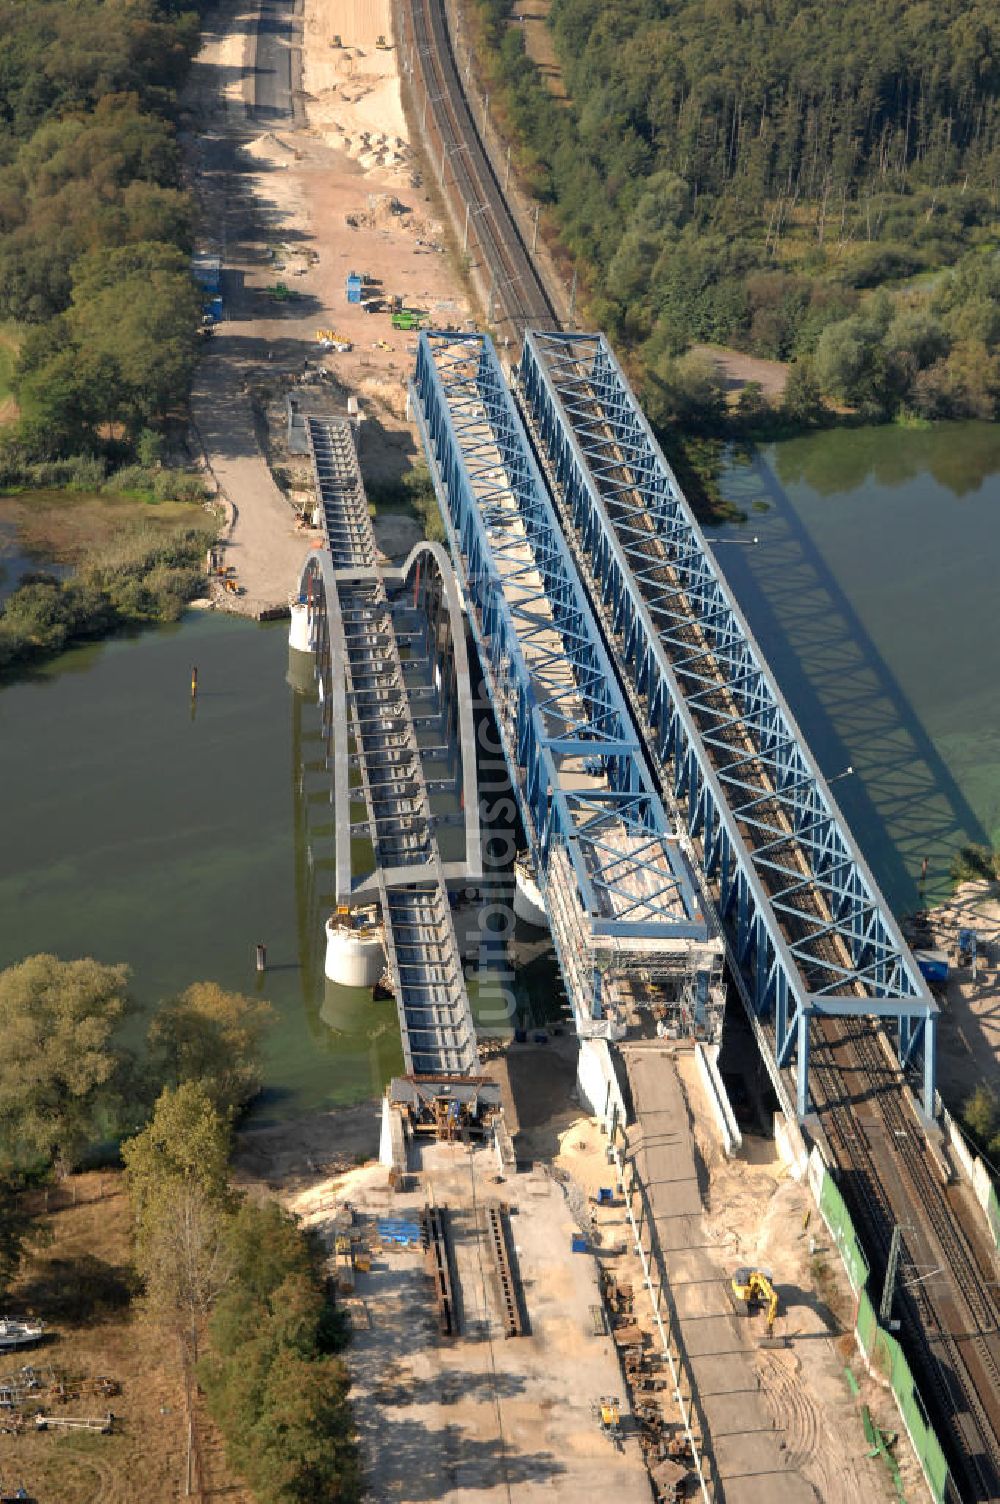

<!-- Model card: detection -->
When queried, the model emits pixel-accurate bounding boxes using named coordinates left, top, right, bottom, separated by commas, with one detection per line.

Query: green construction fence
left=815, top=1158, right=951, bottom=1503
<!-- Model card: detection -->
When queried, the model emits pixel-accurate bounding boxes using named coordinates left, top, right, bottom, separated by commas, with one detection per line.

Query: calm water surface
left=713, top=421, right=1000, bottom=914
left=0, top=613, right=405, bottom=1121
left=4, top=423, right=996, bottom=1116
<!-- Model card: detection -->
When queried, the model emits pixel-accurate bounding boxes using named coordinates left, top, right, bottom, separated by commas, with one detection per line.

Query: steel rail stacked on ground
left=401, top=0, right=557, bottom=340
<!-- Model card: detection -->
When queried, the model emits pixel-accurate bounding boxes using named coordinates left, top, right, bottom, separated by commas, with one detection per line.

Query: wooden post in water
left=190, top=666, right=198, bottom=699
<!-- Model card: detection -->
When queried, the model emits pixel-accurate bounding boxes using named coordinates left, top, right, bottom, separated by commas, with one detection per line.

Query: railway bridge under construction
left=289, top=345, right=999, bottom=1503
left=407, top=329, right=999, bottom=1504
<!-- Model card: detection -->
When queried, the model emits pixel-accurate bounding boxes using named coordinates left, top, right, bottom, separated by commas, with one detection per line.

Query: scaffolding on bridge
left=412, top=331, right=724, bottom=1045
left=517, top=330, right=937, bottom=1119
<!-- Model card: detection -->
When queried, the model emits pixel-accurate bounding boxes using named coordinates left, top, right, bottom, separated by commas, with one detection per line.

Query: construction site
left=177, top=0, right=1000, bottom=1499
left=285, top=1036, right=923, bottom=1504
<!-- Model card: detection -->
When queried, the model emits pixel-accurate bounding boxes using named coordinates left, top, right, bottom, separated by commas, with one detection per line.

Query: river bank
left=0, top=489, right=220, bottom=674
left=911, top=880, right=1000, bottom=1109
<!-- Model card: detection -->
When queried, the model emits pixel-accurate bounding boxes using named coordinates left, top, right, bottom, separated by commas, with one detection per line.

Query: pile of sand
left=303, top=0, right=408, bottom=170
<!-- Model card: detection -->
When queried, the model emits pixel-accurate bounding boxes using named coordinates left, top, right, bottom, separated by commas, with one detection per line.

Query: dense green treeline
left=474, top=0, right=1000, bottom=422
left=0, top=0, right=204, bottom=458
left=0, top=958, right=359, bottom=1502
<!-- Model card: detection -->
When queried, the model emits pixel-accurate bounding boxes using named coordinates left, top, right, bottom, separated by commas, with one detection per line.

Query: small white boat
left=0, top=1318, right=44, bottom=1351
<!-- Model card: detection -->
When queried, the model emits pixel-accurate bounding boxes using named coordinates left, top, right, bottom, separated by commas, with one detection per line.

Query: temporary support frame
left=412, top=331, right=717, bottom=1035
left=519, top=330, right=936, bottom=1118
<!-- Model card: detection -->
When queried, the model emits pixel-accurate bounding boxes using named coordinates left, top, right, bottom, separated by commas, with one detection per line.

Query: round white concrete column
left=288, top=598, right=314, bottom=654
left=324, top=913, right=385, bottom=988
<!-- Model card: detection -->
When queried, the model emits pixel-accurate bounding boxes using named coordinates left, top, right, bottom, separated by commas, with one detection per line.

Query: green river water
left=2, top=421, right=999, bottom=1117
left=712, top=421, right=1000, bottom=913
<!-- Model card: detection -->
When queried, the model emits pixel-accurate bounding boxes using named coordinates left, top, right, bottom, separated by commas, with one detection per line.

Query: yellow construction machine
left=592, top=1395, right=622, bottom=1445
left=731, top=1266, right=779, bottom=1334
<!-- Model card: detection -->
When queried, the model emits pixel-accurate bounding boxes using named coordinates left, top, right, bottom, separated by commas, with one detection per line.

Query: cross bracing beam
left=412, top=332, right=718, bottom=1037
left=519, top=331, right=937, bottom=1118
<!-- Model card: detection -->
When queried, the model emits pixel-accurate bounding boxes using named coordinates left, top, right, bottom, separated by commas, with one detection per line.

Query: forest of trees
left=0, top=957, right=359, bottom=1503
left=0, top=0, right=203, bottom=459
left=475, top=0, right=1000, bottom=422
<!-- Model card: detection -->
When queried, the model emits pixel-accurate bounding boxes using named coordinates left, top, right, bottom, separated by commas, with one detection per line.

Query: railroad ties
left=485, top=1204, right=523, bottom=1339
left=421, top=1204, right=457, bottom=1338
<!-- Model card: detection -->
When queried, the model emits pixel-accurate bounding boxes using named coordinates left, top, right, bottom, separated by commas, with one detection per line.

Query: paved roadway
left=187, top=0, right=314, bottom=613
left=624, top=1048, right=816, bottom=1504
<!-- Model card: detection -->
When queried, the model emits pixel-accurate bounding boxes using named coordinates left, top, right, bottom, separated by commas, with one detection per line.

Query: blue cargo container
left=346, top=272, right=362, bottom=303
left=915, top=948, right=949, bottom=984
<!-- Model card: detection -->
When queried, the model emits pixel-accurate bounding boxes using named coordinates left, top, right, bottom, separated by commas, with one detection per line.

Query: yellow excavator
left=731, top=1266, right=779, bottom=1333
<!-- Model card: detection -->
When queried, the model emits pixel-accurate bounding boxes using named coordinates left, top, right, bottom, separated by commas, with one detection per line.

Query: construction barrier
left=939, top=1101, right=1000, bottom=1252
left=809, top=1147, right=951, bottom=1503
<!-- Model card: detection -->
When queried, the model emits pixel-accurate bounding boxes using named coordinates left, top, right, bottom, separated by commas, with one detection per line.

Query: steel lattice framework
left=412, top=331, right=719, bottom=1038
left=518, top=330, right=936, bottom=1118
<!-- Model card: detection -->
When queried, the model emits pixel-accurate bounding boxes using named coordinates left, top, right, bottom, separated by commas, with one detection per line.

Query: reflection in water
left=289, top=653, right=404, bottom=1100
left=715, top=428, right=1000, bottom=912
left=770, top=420, right=1000, bottom=500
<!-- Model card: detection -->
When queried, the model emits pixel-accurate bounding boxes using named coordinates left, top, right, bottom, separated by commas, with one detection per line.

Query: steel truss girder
left=412, top=333, right=711, bottom=986
left=520, top=330, right=937, bottom=1118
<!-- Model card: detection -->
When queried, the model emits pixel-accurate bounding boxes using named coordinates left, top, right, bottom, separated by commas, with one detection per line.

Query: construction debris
left=34, top=1411, right=116, bottom=1434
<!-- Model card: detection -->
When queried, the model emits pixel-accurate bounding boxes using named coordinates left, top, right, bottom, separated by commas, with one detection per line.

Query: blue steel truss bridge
left=411, top=329, right=1000, bottom=1503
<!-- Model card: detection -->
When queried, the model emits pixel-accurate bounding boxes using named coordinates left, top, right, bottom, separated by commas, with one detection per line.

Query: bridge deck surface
left=308, top=416, right=477, bottom=1078
left=624, top=1048, right=816, bottom=1504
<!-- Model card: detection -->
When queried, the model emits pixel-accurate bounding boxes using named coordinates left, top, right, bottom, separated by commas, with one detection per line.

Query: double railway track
left=403, top=8, right=1000, bottom=1493
left=518, top=358, right=1000, bottom=1500
left=812, top=1018, right=1000, bottom=1502
left=405, top=0, right=557, bottom=338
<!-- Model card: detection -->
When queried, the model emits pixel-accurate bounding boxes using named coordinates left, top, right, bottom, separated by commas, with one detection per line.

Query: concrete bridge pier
left=324, top=909, right=385, bottom=988
left=287, top=593, right=318, bottom=695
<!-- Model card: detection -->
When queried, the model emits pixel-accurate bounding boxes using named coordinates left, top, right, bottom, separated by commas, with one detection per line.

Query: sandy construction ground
left=919, top=879, right=1000, bottom=1105
left=303, top=0, right=409, bottom=171
left=185, top=0, right=473, bottom=609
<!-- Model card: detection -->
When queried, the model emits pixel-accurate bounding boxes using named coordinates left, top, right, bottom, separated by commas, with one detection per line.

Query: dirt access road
left=183, top=0, right=472, bottom=613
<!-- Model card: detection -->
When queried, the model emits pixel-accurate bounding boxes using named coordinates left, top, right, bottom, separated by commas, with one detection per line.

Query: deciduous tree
left=0, top=955, right=130, bottom=1174
left=148, top=982, right=272, bottom=1119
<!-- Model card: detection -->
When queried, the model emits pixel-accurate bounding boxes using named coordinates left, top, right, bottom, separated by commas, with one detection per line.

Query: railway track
left=405, top=0, right=558, bottom=338
left=516, top=356, right=1000, bottom=1502
left=810, top=1022, right=1000, bottom=1501
left=401, top=12, right=1000, bottom=1491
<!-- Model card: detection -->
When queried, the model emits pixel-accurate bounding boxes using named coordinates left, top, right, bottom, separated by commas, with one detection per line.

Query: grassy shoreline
left=0, top=488, right=220, bottom=677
